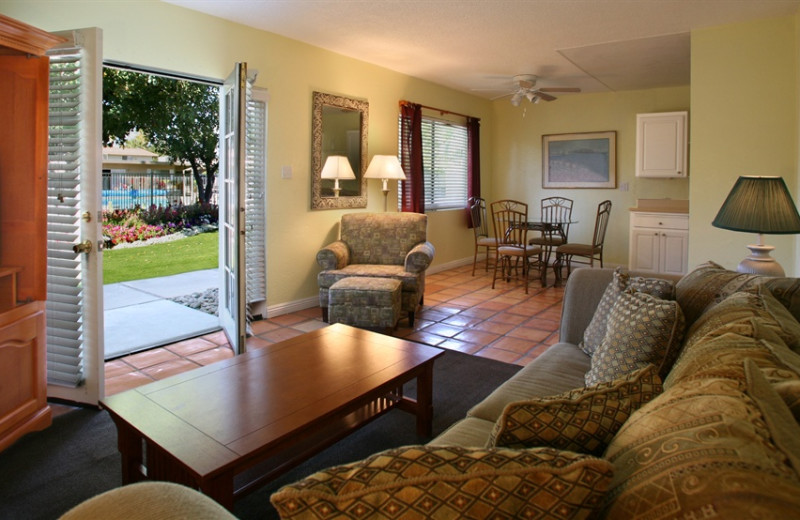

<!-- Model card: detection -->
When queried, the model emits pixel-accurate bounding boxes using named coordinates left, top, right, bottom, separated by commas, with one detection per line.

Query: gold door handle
left=73, top=240, right=93, bottom=254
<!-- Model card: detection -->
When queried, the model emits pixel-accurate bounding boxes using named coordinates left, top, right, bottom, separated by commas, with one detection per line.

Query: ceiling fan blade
left=538, top=87, right=581, bottom=93
left=536, top=91, right=557, bottom=102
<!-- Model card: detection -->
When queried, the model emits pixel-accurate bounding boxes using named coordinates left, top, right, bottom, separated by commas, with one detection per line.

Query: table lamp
left=320, top=155, right=356, bottom=197
left=364, top=155, right=406, bottom=211
left=712, top=175, right=800, bottom=276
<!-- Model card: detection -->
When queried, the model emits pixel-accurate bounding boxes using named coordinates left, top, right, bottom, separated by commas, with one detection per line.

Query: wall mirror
left=311, top=91, right=369, bottom=209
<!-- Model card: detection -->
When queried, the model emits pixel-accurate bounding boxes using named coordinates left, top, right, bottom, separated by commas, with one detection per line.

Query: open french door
left=45, top=27, right=105, bottom=405
left=218, top=63, right=248, bottom=354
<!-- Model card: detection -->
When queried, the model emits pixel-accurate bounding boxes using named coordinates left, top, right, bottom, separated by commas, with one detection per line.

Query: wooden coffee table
left=100, top=324, right=443, bottom=509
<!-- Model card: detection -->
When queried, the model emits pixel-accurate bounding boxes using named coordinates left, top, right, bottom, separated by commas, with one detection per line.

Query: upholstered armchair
left=317, top=213, right=435, bottom=326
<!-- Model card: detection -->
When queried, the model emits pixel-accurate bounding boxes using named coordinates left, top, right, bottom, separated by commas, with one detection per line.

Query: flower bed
left=103, top=203, right=219, bottom=247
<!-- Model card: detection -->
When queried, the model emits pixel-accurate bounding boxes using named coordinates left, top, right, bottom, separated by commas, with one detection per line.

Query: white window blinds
left=46, top=46, right=85, bottom=387
left=398, top=116, right=469, bottom=211
left=245, top=90, right=266, bottom=305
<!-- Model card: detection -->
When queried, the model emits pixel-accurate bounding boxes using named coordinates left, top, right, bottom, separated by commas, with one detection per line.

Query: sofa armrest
left=405, top=241, right=435, bottom=273
left=316, top=240, right=350, bottom=270
left=559, top=268, right=616, bottom=345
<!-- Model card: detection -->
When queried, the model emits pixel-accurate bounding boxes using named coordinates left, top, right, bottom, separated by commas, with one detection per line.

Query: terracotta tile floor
left=104, top=263, right=564, bottom=396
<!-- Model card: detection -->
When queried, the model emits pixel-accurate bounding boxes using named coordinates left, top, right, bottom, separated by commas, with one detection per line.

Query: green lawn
left=103, top=231, right=219, bottom=284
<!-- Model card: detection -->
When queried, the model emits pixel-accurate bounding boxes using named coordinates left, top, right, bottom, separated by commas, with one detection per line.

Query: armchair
left=316, top=213, right=435, bottom=326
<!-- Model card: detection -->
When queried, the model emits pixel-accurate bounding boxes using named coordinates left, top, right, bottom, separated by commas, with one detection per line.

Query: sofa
left=271, top=262, right=800, bottom=519
left=316, top=212, right=435, bottom=327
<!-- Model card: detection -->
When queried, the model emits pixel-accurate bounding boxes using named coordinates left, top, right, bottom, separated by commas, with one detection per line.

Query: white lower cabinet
left=629, top=212, right=689, bottom=276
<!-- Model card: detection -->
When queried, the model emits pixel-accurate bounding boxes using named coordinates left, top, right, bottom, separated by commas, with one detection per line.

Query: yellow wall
left=690, top=16, right=799, bottom=275
left=3, top=1, right=800, bottom=309
left=0, top=0, right=494, bottom=310
left=490, top=87, right=690, bottom=267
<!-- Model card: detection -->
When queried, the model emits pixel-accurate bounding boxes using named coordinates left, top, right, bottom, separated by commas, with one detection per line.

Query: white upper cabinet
left=635, top=111, right=688, bottom=178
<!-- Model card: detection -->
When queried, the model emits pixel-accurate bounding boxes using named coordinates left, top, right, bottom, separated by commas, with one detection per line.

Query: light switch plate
left=281, top=165, right=292, bottom=179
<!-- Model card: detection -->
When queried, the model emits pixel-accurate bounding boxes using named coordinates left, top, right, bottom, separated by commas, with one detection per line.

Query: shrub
left=102, top=202, right=219, bottom=246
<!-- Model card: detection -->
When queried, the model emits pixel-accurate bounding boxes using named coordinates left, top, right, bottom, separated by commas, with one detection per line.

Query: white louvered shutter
left=245, top=88, right=267, bottom=306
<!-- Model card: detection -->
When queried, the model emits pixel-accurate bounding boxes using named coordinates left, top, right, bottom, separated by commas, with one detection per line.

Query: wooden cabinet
left=635, top=111, right=688, bottom=178
left=629, top=212, right=689, bottom=276
left=0, top=14, right=65, bottom=451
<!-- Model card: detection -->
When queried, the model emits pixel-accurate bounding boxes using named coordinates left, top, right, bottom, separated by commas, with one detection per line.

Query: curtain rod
left=399, top=100, right=479, bottom=121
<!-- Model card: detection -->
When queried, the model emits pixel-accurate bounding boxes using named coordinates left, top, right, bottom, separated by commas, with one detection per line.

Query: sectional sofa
left=271, top=262, right=800, bottom=519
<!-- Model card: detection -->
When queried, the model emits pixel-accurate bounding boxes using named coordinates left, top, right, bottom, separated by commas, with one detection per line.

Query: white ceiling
left=163, top=0, right=800, bottom=99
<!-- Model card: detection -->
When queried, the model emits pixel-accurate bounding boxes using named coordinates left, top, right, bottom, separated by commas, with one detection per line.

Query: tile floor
left=104, top=263, right=564, bottom=396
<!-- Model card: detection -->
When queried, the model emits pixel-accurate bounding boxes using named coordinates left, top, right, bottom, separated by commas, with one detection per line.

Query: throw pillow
left=774, top=380, right=800, bottom=423
left=763, top=277, right=800, bottom=324
left=580, top=268, right=675, bottom=356
left=270, top=446, right=613, bottom=520
left=585, top=290, right=685, bottom=386
left=602, top=358, right=800, bottom=519
left=488, top=364, right=662, bottom=455
left=675, top=260, right=763, bottom=327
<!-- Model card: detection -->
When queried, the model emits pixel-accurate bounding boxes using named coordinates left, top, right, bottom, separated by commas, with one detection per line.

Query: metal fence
left=101, top=170, right=214, bottom=210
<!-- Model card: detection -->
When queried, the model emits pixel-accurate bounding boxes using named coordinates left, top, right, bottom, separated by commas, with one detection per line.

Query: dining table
left=525, top=219, right=577, bottom=286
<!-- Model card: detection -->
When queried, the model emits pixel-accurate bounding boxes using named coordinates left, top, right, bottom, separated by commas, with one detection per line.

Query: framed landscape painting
left=542, top=131, right=616, bottom=188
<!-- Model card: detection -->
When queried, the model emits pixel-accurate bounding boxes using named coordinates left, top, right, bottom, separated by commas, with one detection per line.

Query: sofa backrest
left=341, top=212, right=428, bottom=265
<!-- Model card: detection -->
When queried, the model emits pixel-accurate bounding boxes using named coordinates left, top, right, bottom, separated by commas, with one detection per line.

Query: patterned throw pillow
left=763, top=277, right=800, bottom=324
left=585, top=290, right=685, bottom=386
left=675, top=260, right=763, bottom=327
left=602, top=359, right=800, bottom=519
left=488, top=364, right=662, bottom=455
left=580, top=268, right=675, bottom=356
left=270, top=446, right=613, bottom=520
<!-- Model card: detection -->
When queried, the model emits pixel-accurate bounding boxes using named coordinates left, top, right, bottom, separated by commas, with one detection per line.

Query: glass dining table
left=525, top=219, right=577, bottom=286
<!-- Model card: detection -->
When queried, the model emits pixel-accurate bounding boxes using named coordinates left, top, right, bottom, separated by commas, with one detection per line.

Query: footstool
left=328, top=277, right=402, bottom=329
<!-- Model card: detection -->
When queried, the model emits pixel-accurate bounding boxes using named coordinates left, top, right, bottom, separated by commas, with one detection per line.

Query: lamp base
left=737, top=243, right=785, bottom=276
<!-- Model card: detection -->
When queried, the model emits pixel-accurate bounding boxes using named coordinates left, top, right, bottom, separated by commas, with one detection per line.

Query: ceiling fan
left=485, top=74, right=581, bottom=106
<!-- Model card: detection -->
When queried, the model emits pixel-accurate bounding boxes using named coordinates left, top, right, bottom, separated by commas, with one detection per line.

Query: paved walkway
left=104, top=269, right=220, bottom=360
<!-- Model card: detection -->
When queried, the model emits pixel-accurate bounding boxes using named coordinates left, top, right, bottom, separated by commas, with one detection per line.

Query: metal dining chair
left=529, top=196, right=573, bottom=269
left=554, top=200, right=612, bottom=285
left=468, top=197, right=498, bottom=276
left=490, top=199, right=543, bottom=294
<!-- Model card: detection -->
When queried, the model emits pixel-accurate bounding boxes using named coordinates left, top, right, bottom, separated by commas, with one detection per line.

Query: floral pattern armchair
left=317, top=213, right=435, bottom=326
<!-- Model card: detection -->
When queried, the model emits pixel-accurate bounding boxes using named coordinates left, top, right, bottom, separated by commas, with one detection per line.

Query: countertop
left=629, top=198, right=689, bottom=214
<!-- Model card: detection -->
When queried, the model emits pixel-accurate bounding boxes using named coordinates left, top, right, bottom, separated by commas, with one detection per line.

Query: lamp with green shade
left=712, top=175, right=800, bottom=276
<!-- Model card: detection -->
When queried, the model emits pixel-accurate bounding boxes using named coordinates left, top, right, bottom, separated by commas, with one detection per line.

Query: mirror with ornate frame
left=311, top=91, right=369, bottom=210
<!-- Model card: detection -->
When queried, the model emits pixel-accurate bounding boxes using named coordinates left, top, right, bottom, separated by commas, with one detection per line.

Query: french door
left=218, top=63, right=248, bottom=354
left=46, top=28, right=105, bottom=405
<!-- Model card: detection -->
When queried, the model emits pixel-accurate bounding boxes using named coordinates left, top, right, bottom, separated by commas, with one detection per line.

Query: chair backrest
left=468, top=197, right=490, bottom=240
left=341, top=212, right=427, bottom=265
left=490, top=200, right=528, bottom=247
left=592, top=200, right=612, bottom=248
left=540, top=197, right=573, bottom=239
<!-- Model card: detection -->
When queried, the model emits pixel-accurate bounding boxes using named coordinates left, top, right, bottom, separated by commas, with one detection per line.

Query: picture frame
left=542, top=131, right=616, bottom=189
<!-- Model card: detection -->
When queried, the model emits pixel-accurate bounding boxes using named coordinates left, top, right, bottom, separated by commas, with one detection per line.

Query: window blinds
left=421, top=118, right=468, bottom=210
left=46, top=46, right=85, bottom=387
left=245, top=92, right=266, bottom=305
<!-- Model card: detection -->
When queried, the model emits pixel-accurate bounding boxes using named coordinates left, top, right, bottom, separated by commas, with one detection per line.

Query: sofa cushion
left=675, top=261, right=764, bottom=326
left=585, top=291, right=684, bottom=385
left=762, top=277, right=800, bottom=324
left=680, top=287, right=800, bottom=355
left=602, top=358, right=800, bottom=519
left=774, top=380, right=800, bottom=423
left=467, top=343, right=590, bottom=423
left=580, top=268, right=675, bottom=356
left=487, top=364, right=661, bottom=455
left=270, top=446, right=613, bottom=520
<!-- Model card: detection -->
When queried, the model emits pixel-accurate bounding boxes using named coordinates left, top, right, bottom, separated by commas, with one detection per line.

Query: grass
left=103, top=231, right=219, bottom=284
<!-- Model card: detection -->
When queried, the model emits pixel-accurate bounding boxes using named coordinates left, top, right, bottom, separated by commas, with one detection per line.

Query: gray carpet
left=0, top=350, right=520, bottom=520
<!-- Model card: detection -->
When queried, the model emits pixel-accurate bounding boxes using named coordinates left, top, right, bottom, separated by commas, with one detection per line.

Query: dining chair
left=490, top=199, right=543, bottom=294
left=468, top=197, right=498, bottom=276
left=529, top=196, right=573, bottom=267
left=553, top=200, right=612, bottom=285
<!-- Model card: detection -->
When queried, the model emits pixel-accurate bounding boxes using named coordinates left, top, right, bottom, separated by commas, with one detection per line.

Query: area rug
left=0, top=349, right=521, bottom=520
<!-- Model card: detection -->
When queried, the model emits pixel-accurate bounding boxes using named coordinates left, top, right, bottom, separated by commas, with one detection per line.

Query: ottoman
left=328, top=277, right=402, bottom=329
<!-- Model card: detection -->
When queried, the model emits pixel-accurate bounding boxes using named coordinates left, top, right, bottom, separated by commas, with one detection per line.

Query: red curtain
left=466, top=116, right=481, bottom=227
left=399, top=102, right=425, bottom=213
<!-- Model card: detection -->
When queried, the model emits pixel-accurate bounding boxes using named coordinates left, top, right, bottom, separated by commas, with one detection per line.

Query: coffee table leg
left=416, top=362, right=434, bottom=436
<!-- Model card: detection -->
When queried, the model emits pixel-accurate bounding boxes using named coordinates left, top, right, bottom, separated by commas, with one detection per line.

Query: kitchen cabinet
left=0, top=14, right=65, bottom=452
left=629, top=211, right=689, bottom=276
left=635, top=111, right=688, bottom=178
